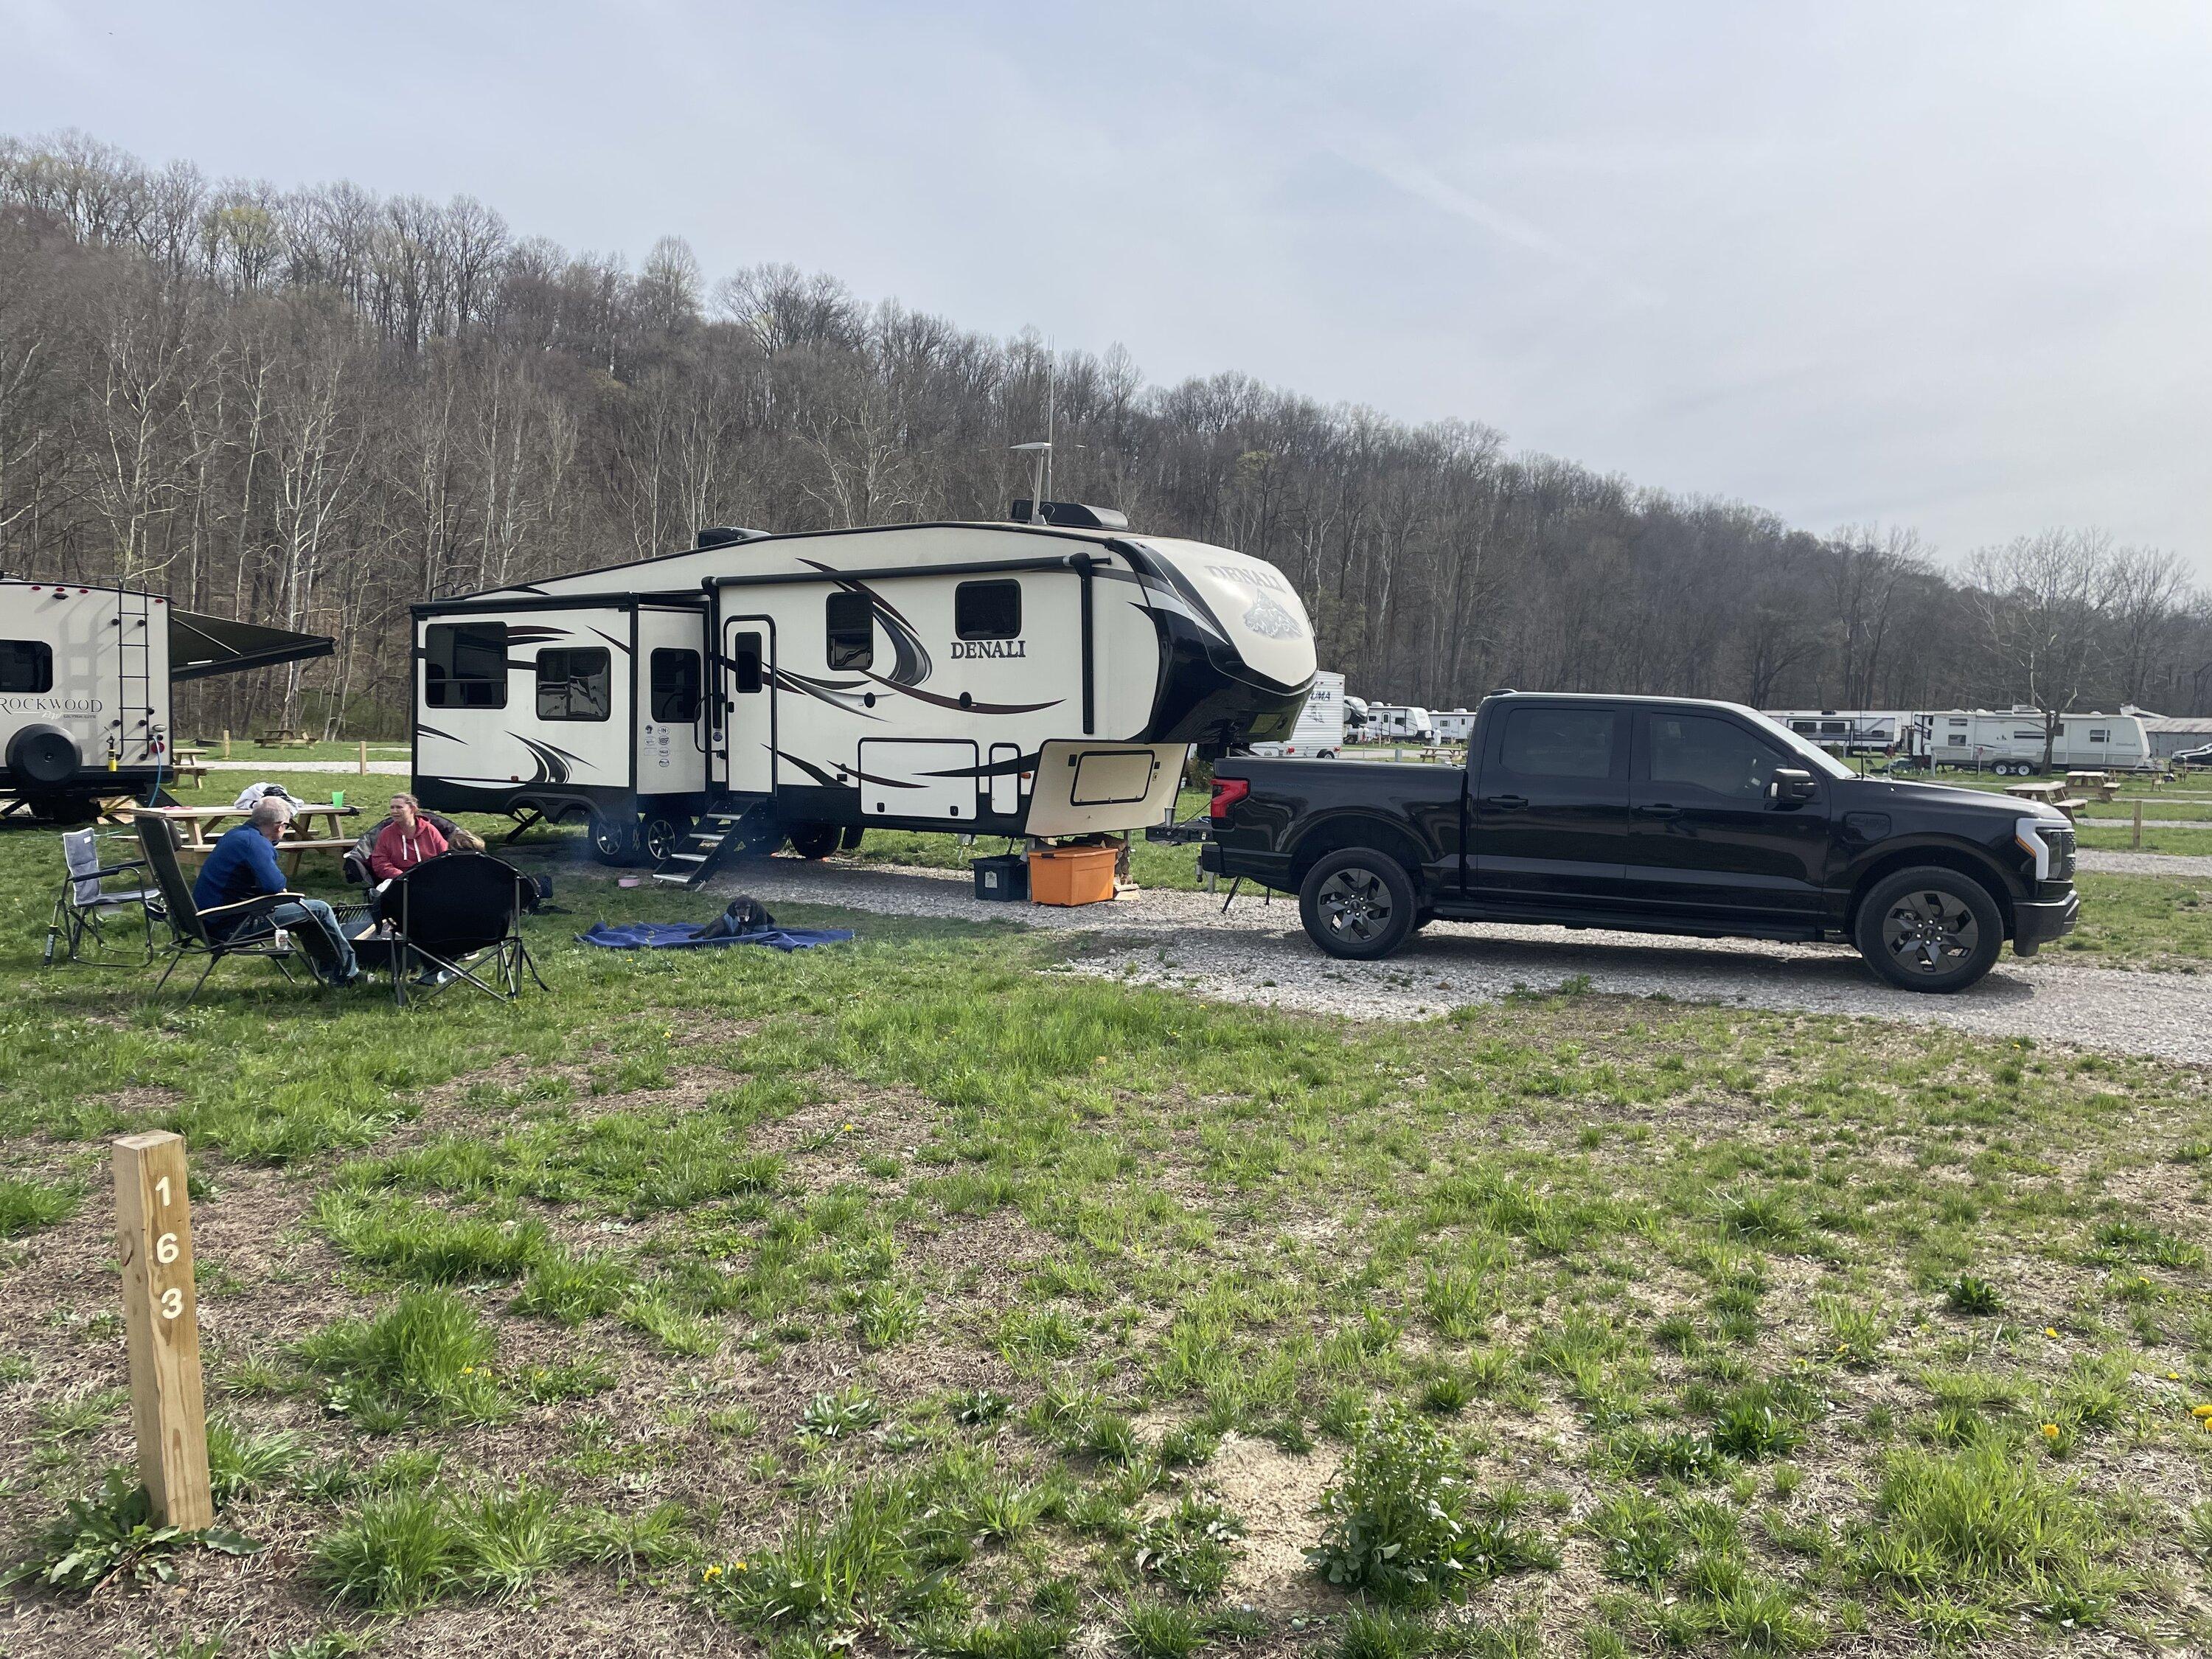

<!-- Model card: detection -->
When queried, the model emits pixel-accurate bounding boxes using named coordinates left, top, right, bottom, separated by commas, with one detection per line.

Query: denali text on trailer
left=409, top=508, right=1317, bottom=884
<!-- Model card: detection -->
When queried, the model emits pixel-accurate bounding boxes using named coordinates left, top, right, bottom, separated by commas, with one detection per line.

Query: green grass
left=2059, top=873, right=2212, bottom=966
left=8, top=769, right=2212, bottom=1652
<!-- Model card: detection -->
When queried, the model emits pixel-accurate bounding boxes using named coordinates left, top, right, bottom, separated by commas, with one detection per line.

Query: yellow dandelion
left=843, top=1121, right=855, bottom=1131
left=735, top=1560, right=748, bottom=1571
left=2039, top=1423, right=2060, bottom=1440
left=2192, top=1404, right=2212, bottom=1419
left=460, top=1364, right=476, bottom=1375
left=2170, top=1371, right=2183, bottom=1382
left=2043, top=1327, right=2059, bottom=1339
left=703, top=1565, right=722, bottom=1582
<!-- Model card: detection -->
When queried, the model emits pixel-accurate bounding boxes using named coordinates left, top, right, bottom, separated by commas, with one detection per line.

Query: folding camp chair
left=44, top=827, right=162, bottom=965
left=362, top=852, right=546, bottom=1008
left=135, top=815, right=313, bottom=1005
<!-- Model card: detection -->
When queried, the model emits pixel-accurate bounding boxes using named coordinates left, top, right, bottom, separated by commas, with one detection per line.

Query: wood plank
left=112, top=1131, right=212, bottom=1529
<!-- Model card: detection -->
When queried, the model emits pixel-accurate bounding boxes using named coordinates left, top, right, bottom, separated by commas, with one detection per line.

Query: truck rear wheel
left=1853, top=866, right=2003, bottom=993
left=1298, top=849, right=1418, bottom=960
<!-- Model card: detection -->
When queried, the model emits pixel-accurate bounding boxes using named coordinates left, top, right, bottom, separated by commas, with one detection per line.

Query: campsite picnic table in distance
left=254, top=728, right=316, bottom=748
left=123, top=801, right=361, bottom=875
left=2004, top=778, right=2084, bottom=819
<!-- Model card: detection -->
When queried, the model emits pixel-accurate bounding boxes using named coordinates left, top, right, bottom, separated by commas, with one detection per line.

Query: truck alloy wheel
left=1854, top=867, right=2002, bottom=992
left=1298, top=849, right=1417, bottom=959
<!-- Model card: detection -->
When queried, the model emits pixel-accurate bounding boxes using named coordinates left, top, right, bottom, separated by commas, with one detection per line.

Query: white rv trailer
left=1250, top=669, right=1346, bottom=758
left=1921, top=709, right=2153, bottom=774
left=1763, top=709, right=1924, bottom=758
left=1363, top=704, right=1434, bottom=743
left=1430, top=709, right=1478, bottom=743
left=0, top=577, right=332, bottom=820
left=410, top=510, right=1318, bottom=877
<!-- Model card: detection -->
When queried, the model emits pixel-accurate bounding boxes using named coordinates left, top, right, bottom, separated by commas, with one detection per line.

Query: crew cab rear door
left=1624, top=707, right=1830, bottom=925
left=1466, top=700, right=1631, bottom=909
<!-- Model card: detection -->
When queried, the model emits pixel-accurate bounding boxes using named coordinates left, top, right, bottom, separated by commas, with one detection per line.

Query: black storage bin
left=973, top=853, right=1029, bottom=902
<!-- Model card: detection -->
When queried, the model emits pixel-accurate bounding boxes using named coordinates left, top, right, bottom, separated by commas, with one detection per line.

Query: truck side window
left=1498, top=707, right=1615, bottom=779
left=731, top=633, right=764, bottom=694
left=955, top=580, right=1021, bottom=640
left=1648, top=714, right=1778, bottom=801
left=535, top=647, right=611, bottom=721
left=826, top=591, right=874, bottom=672
left=0, top=639, right=53, bottom=694
left=650, top=648, right=701, bottom=722
left=424, top=622, right=507, bottom=709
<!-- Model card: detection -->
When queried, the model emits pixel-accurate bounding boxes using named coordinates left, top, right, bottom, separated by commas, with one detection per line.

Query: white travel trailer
left=1250, top=670, right=1346, bottom=758
left=1, top=577, right=332, bottom=820
left=410, top=510, right=1318, bottom=880
left=1764, top=709, right=1924, bottom=759
left=1430, top=709, right=1478, bottom=743
left=1365, top=703, right=1434, bottom=743
left=1922, top=708, right=2153, bottom=775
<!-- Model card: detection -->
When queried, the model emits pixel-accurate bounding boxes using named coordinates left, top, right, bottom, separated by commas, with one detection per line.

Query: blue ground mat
left=576, top=921, right=855, bottom=953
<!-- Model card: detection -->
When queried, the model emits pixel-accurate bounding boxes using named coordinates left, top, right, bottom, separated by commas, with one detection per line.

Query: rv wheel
left=787, top=822, right=843, bottom=860
left=640, top=812, right=692, bottom=864
left=587, top=812, right=642, bottom=866
left=27, top=794, right=97, bottom=826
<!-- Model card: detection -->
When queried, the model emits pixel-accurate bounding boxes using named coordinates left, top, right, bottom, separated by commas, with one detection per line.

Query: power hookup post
left=112, top=1130, right=213, bottom=1529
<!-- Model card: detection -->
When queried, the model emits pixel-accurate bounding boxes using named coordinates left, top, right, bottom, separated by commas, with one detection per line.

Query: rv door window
left=423, top=622, right=507, bottom=708
left=955, top=580, right=1022, bottom=641
left=0, top=639, right=53, bottom=694
left=731, top=632, right=764, bottom=694
left=536, top=647, right=611, bottom=721
left=825, top=592, right=874, bottom=672
left=650, top=648, right=702, bottom=722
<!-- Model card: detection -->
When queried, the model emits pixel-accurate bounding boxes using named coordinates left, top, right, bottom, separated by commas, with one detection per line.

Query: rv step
left=667, top=852, right=708, bottom=863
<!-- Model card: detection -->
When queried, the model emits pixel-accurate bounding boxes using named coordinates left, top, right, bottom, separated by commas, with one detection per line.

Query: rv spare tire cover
left=7, top=723, right=81, bottom=787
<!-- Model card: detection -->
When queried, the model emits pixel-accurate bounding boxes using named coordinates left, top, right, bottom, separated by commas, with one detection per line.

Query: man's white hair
left=249, top=796, right=294, bottom=829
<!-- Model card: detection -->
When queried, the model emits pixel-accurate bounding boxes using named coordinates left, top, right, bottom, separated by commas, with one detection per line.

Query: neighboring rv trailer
left=1250, top=669, right=1346, bottom=758
left=0, top=577, right=333, bottom=820
left=1764, top=709, right=1924, bottom=758
left=1920, top=708, right=2154, bottom=774
left=410, top=515, right=1318, bottom=866
left=1363, top=703, right=1434, bottom=743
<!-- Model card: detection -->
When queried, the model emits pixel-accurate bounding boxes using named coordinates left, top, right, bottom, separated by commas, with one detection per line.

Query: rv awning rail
left=702, top=552, right=1098, bottom=590
left=170, top=610, right=335, bottom=682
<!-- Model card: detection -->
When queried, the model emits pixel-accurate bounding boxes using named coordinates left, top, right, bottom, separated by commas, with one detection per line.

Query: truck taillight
left=1210, top=778, right=1249, bottom=819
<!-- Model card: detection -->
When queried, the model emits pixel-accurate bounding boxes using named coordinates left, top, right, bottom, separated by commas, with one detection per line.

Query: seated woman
left=368, top=793, right=448, bottom=891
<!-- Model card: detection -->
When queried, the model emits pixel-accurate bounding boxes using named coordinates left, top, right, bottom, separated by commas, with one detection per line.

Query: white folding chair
left=44, top=827, right=163, bottom=965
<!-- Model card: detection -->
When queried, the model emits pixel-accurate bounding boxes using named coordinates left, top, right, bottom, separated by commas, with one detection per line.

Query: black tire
left=588, top=812, right=642, bottom=866
left=640, top=811, right=692, bottom=865
left=838, top=824, right=866, bottom=852
left=26, top=794, right=97, bottom=826
left=1853, top=866, right=2004, bottom=993
left=787, top=821, right=842, bottom=860
left=1298, top=849, right=1419, bottom=960
left=8, top=724, right=81, bottom=787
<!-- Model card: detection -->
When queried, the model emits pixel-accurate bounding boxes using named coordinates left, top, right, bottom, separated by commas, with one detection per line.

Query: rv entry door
left=720, top=616, right=776, bottom=797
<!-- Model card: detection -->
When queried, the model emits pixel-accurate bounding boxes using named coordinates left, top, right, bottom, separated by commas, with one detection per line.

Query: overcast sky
left=7, top=0, right=2208, bottom=574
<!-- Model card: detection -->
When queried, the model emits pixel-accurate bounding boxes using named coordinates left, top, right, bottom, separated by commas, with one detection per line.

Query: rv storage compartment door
left=855, top=739, right=981, bottom=821
left=1025, top=741, right=1191, bottom=838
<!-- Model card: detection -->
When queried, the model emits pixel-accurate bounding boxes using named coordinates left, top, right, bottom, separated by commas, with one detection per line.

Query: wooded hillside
left=2, top=131, right=2205, bottom=734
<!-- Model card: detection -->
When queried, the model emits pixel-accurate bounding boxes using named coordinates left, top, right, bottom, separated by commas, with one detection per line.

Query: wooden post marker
left=2134, top=799, right=2143, bottom=849
left=113, top=1131, right=213, bottom=1530
left=358, top=739, right=369, bottom=775
left=220, top=729, right=231, bottom=759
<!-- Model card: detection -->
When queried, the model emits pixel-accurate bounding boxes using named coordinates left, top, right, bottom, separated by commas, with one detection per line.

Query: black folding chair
left=136, top=816, right=311, bottom=1005
left=363, top=852, right=546, bottom=1008
left=45, top=827, right=162, bottom=965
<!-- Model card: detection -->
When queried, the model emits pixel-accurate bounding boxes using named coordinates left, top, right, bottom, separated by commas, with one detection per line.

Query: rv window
left=1790, top=720, right=1815, bottom=733
left=1947, top=734, right=1965, bottom=746
left=2089, top=728, right=2110, bottom=743
left=1498, top=706, right=1616, bottom=780
left=0, top=639, right=53, bottom=694
left=536, top=647, right=611, bottom=721
left=955, top=580, right=1022, bottom=641
left=2013, top=730, right=2043, bottom=741
left=423, top=622, right=507, bottom=708
left=731, top=632, right=764, bottom=695
left=825, top=591, right=873, bottom=672
left=650, top=649, right=702, bottom=722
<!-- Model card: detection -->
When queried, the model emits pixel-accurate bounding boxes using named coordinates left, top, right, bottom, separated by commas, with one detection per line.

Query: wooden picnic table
left=124, top=801, right=361, bottom=877
left=254, top=728, right=315, bottom=748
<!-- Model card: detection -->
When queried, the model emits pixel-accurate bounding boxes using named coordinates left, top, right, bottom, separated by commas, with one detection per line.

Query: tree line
left=1, top=129, right=2206, bottom=737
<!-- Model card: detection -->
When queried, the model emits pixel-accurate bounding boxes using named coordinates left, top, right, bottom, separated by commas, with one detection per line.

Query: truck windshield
left=1742, top=710, right=1855, bottom=779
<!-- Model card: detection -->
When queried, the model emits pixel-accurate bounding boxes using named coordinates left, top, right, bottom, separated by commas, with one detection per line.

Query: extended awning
left=168, top=609, right=335, bottom=682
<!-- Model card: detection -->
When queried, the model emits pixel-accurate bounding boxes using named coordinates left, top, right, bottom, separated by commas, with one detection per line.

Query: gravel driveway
left=2078, top=850, right=2212, bottom=877
left=713, top=859, right=2212, bottom=1065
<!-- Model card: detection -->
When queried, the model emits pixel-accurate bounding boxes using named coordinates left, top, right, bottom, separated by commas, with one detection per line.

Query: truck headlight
left=2014, top=816, right=2056, bottom=882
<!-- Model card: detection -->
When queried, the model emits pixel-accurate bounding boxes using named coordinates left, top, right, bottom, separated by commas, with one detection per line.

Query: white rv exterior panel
left=1026, top=742, right=1186, bottom=837
left=855, top=739, right=981, bottom=821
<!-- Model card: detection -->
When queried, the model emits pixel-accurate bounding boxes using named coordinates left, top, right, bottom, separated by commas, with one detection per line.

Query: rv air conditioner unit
left=1008, top=501, right=1130, bottom=531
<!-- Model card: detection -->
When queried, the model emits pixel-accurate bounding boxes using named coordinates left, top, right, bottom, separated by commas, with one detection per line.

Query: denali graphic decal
left=590, top=628, right=633, bottom=654
left=863, top=674, right=1061, bottom=717
left=415, top=723, right=464, bottom=745
left=950, top=639, right=1025, bottom=659
left=774, top=749, right=921, bottom=789
left=916, top=750, right=1042, bottom=779
left=799, top=559, right=931, bottom=685
left=768, top=666, right=884, bottom=720
left=516, top=734, right=588, bottom=785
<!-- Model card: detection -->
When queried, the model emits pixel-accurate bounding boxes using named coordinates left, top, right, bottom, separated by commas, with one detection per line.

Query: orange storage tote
left=1027, top=844, right=1118, bottom=906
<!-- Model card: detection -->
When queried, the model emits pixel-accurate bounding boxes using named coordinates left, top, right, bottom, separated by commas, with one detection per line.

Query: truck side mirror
left=1770, top=768, right=1818, bottom=806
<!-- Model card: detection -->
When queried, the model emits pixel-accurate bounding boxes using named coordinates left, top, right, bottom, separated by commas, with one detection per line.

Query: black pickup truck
left=1201, top=692, right=2079, bottom=992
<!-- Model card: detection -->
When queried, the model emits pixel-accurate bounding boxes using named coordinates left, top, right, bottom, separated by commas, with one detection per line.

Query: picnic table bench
left=2005, top=779, right=2084, bottom=819
left=121, top=801, right=361, bottom=877
left=254, top=728, right=316, bottom=748
left=2065, top=771, right=2121, bottom=802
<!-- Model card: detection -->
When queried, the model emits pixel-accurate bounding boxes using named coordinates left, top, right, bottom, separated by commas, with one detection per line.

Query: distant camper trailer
left=1250, top=670, right=1346, bottom=759
left=1764, top=710, right=1923, bottom=758
left=0, top=578, right=331, bottom=821
left=409, top=511, right=1318, bottom=878
left=1430, top=709, right=1478, bottom=743
left=1921, top=709, right=2153, bottom=775
left=1364, top=704, right=1434, bottom=743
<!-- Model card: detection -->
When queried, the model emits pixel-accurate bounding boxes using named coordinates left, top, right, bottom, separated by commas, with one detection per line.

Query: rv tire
left=1298, top=849, right=1418, bottom=961
left=640, top=811, right=692, bottom=865
left=26, top=793, right=97, bottom=826
left=786, top=821, right=842, bottom=860
left=587, top=812, right=642, bottom=866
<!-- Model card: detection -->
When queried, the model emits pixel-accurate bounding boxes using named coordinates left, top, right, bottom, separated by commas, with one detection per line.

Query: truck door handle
left=1636, top=803, right=1680, bottom=820
left=1481, top=793, right=1528, bottom=811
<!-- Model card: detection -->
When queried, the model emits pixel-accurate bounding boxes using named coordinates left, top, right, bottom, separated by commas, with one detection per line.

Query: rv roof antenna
left=1012, top=442, right=1051, bottom=525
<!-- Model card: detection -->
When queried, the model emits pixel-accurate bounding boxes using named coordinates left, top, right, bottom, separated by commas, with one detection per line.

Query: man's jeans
left=237, top=897, right=358, bottom=984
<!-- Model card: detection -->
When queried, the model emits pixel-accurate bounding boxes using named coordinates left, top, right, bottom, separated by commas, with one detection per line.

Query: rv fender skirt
left=7, top=723, right=82, bottom=787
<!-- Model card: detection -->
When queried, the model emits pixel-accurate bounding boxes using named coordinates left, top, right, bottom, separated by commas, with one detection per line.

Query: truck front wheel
left=1298, top=849, right=1419, bottom=960
left=1853, top=866, right=2003, bottom=993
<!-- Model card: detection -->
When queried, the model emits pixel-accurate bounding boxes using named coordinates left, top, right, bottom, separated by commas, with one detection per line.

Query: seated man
left=369, top=792, right=448, bottom=890
left=192, top=797, right=364, bottom=987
